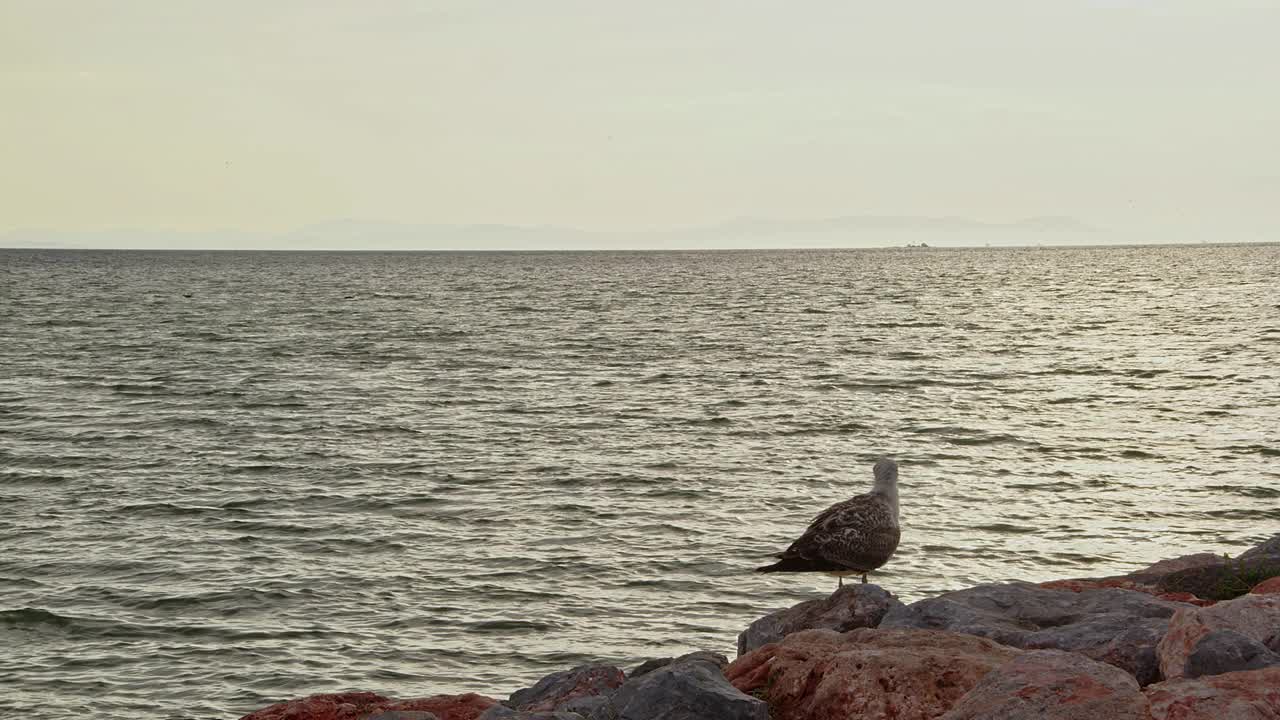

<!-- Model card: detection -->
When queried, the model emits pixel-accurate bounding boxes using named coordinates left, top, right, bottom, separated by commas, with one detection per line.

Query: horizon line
left=3, top=239, right=1275, bottom=253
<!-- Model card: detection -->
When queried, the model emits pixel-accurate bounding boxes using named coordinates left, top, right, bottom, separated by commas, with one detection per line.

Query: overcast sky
left=2, top=1, right=1277, bottom=243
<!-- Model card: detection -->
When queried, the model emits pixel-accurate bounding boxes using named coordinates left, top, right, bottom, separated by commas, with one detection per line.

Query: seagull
left=756, top=457, right=901, bottom=588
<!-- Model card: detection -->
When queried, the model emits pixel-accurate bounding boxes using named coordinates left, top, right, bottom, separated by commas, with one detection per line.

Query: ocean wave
left=4, top=245, right=1278, bottom=720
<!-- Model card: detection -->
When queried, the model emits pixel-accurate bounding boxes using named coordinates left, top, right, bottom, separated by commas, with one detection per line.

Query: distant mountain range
left=0, top=215, right=1099, bottom=250
left=700, top=215, right=1097, bottom=234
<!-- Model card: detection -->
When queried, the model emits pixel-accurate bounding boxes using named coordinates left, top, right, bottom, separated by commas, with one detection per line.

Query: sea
left=2, top=244, right=1277, bottom=719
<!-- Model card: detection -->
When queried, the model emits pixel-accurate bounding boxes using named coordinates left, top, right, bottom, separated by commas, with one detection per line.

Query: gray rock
left=557, top=695, right=608, bottom=717
left=366, top=713, right=440, bottom=720
left=737, top=583, right=900, bottom=656
left=1183, top=629, right=1280, bottom=679
left=588, top=656, right=767, bottom=720
left=881, top=582, right=1191, bottom=684
left=1238, top=533, right=1280, bottom=562
left=506, top=664, right=625, bottom=713
left=478, top=707, right=583, bottom=720
left=627, top=658, right=671, bottom=679
left=628, top=651, right=728, bottom=679
left=671, top=650, right=728, bottom=669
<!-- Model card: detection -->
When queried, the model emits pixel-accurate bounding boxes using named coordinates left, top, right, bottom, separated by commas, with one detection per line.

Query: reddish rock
left=1145, top=667, right=1280, bottom=719
left=1043, top=554, right=1227, bottom=598
left=1040, top=579, right=1214, bottom=607
left=386, top=694, right=496, bottom=720
left=240, top=692, right=495, bottom=720
left=1158, top=592, right=1216, bottom=607
left=241, top=692, right=393, bottom=720
left=1040, top=578, right=1154, bottom=594
left=1250, top=577, right=1280, bottom=595
left=1158, top=594, right=1280, bottom=680
left=940, top=649, right=1149, bottom=720
left=725, top=627, right=1020, bottom=720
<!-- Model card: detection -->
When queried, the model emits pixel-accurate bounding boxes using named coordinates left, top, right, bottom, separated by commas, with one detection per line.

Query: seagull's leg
left=861, top=573, right=868, bottom=584
left=838, top=576, right=843, bottom=588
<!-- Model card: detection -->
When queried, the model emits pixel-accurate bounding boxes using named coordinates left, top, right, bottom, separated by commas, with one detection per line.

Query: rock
left=1133, top=553, right=1229, bottom=580
left=1158, top=593, right=1280, bottom=680
left=1158, top=556, right=1280, bottom=601
left=1157, top=592, right=1217, bottom=607
left=628, top=651, right=728, bottom=678
left=881, top=582, right=1188, bottom=684
left=505, top=665, right=625, bottom=714
left=368, top=713, right=441, bottom=720
left=1040, top=577, right=1215, bottom=607
left=478, top=707, right=583, bottom=720
left=388, top=695, right=499, bottom=720
left=626, top=659, right=671, bottom=679
left=1251, top=576, right=1280, bottom=595
left=240, top=693, right=495, bottom=720
left=556, top=696, right=608, bottom=717
left=1040, top=553, right=1226, bottom=599
left=940, top=649, right=1149, bottom=720
left=726, top=627, right=1020, bottom=720
left=1238, top=533, right=1280, bottom=562
left=590, top=653, right=766, bottom=720
left=1184, top=630, right=1280, bottom=679
left=240, top=692, right=393, bottom=720
left=1039, top=578, right=1155, bottom=594
left=1145, top=667, right=1280, bottom=719
left=736, top=583, right=900, bottom=656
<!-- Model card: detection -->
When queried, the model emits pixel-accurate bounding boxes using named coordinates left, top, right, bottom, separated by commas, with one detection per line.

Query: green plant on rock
left=1209, top=555, right=1280, bottom=600
left=747, top=671, right=780, bottom=719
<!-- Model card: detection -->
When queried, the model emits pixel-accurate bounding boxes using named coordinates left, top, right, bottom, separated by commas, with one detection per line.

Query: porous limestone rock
left=726, top=628, right=1020, bottom=720
left=240, top=692, right=495, bottom=720
left=394, top=694, right=502, bottom=720
left=939, top=649, right=1149, bottom=720
left=1145, top=667, right=1280, bottom=719
left=1158, top=593, right=1280, bottom=680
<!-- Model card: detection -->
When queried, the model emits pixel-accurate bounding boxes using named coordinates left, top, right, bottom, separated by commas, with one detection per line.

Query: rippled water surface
left=2, top=246, right=1278, bottom=719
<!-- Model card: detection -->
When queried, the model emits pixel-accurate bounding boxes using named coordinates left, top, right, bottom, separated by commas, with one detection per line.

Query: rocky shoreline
left=242, top=534, right=1280, bottom=720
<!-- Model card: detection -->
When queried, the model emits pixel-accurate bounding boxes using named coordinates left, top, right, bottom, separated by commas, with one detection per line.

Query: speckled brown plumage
left=757, top=457, right=901, bottom=584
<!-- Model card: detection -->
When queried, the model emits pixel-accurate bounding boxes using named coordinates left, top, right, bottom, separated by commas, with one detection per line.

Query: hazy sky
left=2, top=1, right=1277, bottom=239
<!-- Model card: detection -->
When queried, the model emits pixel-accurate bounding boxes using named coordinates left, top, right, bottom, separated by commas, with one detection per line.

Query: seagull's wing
left=776, top=493, right=899, bottom=572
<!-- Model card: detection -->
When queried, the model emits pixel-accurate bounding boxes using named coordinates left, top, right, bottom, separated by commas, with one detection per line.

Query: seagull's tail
left=756, top=556, right=818, bottom=573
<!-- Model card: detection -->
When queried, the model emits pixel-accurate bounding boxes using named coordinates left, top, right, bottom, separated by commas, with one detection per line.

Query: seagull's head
left=872, top=456, right=898, bottom=492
